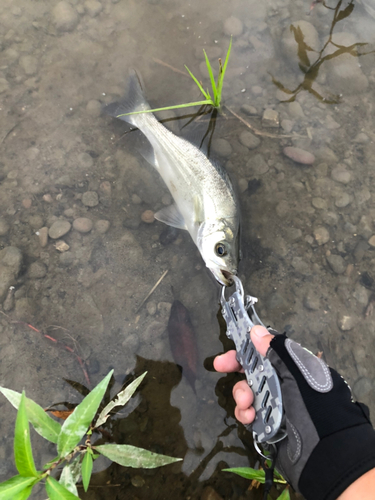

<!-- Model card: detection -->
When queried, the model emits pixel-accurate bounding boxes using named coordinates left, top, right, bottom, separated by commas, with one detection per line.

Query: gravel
left=239, top=131, right=261, bottom=150
left=52, top=1, right=79, bottom=32
left=82, top=191, right=99, bottom=207
left=326, top=254, right=346, bottom=274
left=73, top=218, right=94, bottom=233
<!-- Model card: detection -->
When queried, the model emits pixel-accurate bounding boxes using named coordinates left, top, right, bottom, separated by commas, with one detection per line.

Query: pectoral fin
left=154, top=204, right=187, bottom=230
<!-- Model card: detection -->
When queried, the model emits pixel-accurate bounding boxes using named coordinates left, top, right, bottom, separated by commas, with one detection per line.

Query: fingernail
left=252, top=326, right=269, bottom=338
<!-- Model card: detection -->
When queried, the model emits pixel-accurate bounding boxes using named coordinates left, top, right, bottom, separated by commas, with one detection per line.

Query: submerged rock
left=283, top=147, right=315, bottom=165
left=52, top=1, right=79, bottom=32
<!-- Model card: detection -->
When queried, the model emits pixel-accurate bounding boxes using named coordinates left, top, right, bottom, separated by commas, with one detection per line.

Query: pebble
left=248, top=154, right=269, bottom=175
left=146, top=301, right=157, bottom=316
left=28, top=261, right=47, bottom=279
left=239, top=131, right=260, bottom=149
left=82, top=191, right=99, bottom=207
left=262, top=109, right=279, bottom=128
left=43, top=194, right=53, bottom=203
left=331, top=166, right=351, bottom=184
left=281, top=119, right=294, bottom=133
left=86, top=100, right=102, bottom=117
left=252, top=85, right=263, bottom=96
left=223, top=16, right=243, bottom=36
left=353, top=132, right=369, bottom=144
left=99, top=181, right=111, bottom=197
left=73, top=218, right=93, bottom=233
left=131, top=194, right=142, bottom=204
left=314, top=226, right=330, bottom=245
left=84, top=0, right=103, bottom=17
left=157, top=301, right=172, bottom=317
left=14, top=298, right=35, bottom=321
left=303, top=292, right=320, bottom=311
left=334, top=192, right=352, bottom=208
left=283, top=146, right=315, bottom=165
left=48, top=220, right=71, bottom=239
left=288, top=101, right=305, bottom=119
left=326, top=254, right=346, bottom=274
left=0, top=218, right=10, bottom=236
left=131, top=475, right=145, bottom=488
left=241, top=104, right=258, bottom=115
left=312, top=197, right=327, bottom=210
left=0, top=246, right=23, bottom=275
left=141, top=210, right=155, bottom=224
left=211, top=138, right=232, bottom=158
left=77, top=152, right=94, bottom=169
left=19, top=55, right=37, bottom=76
left=22, top=198, right=32, bottom=209
left=337, top=314, right=356, bottom=331
left=95, top=220, right=110, bottom=234
left=355, top=188, right=371, bottom=205
left=52, top=1, right=79, bottom=32
left=37, top=227, right=49, bottom=248
left=0, top=76, right=10, bottom=95
left=59, top=252, right=74, bottom=266
left=55, top=240, right=70, bottom=252
left=368, top=235, right=375, bottom=247
left=353, top=377, right=373, bottom=399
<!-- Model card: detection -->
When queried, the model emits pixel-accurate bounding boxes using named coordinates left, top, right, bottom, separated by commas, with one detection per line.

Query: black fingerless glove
left=268, top=333, right=375, bottom=500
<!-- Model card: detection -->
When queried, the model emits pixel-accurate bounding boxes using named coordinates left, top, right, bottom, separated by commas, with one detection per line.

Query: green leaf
left=81, top=451, right=93, bottom=492
left=216, top=37, right=232, bottom=106
left=14, top=392, right=38, bottom=477
left=95, top=372, right=147, bottom=428
left=184, top=65, right=211, bottom=100
left=203, top=50, right=217, bottom=101
left=0, top=475, right=37, bottom=500
left=94, top=444, right=182, bottom=469
left=59, top=457, right=81, bottom=496
left=57, top=370, right=113, bottom=458
left=0, top=387, right=61, bottom=444
left=276, top=487, right=290, bottom=500
left=45, top=476, right=80, bottom=500
left=117, top=100, right=213, bottom=118
left=222, top=467, right=266, bottom=482
left=13, top=484, right=34, bottom=500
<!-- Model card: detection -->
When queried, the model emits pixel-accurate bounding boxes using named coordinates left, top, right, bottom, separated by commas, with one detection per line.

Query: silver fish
left=105, top=71, right=240, bottom=286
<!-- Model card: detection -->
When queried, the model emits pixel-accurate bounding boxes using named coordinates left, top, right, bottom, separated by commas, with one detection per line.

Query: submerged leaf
left=14, top=392, right=39, bottom=478
left=57, top=371, right=113, bottom=458
left=45, top=476, right=80, bottom=500
left=0, top=476, right=37, bottom=500
left=49, top=410, right=74, bottom=421
left=94, top=444, right=182, bottom=469
left=95, top=372, right=147, bottom=428
left=290, top=25, right=311, bottom=69
left=0, top=387, right=61, bottom=444
left=336, top=2, right=354, bottom=22
left=81, top=451, right=93, bottom=492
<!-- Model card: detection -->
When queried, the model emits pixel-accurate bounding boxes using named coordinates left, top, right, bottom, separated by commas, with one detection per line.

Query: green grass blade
left=14, top=392, right=39, bottom=478
left=81, top=451, right=93, bottom=492
left=184, top=65, right=211, bottom=100
left=45, top=477, right=80, bottom=500
left=0, top=387, right=61, bottom=444
left=95, top=444, right=182, bottom=469
left=117, top=100, right=213, bottom=118
left=216, top=37, right=232, bottom=107
left=203, top=50, right=217, bottom=102
left=0, top=476, right=37, bottom=500
left=57, top=371, right=113, bottom=458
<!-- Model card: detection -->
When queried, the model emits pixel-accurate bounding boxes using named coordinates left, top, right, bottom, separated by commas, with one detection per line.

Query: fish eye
left=215, top=242, right=227, bottom=257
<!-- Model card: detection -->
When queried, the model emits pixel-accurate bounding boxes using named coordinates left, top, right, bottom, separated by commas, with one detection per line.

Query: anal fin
left=154, top=204, right=187, bottom=230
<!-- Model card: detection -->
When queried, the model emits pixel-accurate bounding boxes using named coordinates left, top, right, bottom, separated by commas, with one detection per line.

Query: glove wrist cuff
left=299, top=423, right=375, bottom=500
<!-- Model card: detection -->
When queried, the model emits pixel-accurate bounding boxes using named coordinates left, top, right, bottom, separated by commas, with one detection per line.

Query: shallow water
left=0, top=0, right=375, bottom=498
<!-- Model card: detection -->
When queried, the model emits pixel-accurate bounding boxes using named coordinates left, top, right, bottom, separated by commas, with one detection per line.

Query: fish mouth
left=210, top=268, right=236, bottom=286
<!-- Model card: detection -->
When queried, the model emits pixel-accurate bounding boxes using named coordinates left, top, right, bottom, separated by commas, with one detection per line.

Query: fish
left=105, top=70, right=240, bottom=286
left=167, top=300, right=198, bottom=393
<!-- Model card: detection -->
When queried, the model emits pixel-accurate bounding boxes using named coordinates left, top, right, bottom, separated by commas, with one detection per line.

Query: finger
left=250, top=325, right=275, bottom=357
left=233, top=380, right=254, bottom=409
left=214, top=350, right=242, bottom=373
left=235, top=405, right=256, bottom=425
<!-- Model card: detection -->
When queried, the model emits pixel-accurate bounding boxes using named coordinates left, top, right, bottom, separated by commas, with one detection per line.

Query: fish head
left=197, top=219, right=239, bottom=286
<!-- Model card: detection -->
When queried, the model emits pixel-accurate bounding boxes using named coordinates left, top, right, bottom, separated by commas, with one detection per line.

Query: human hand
left=213, top=325, right=273, bottom=425
left=214, top=325, right=375, bottom=500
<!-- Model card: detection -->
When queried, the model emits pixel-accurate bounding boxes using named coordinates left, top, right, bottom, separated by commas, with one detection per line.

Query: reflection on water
left=0, top=0, right=375, bottom=498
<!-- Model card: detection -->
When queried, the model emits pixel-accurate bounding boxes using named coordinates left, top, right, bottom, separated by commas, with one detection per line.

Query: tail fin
left=104, top=70, right=150, bottom=127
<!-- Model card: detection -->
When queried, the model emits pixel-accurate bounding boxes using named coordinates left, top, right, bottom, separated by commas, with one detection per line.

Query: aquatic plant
left=117, top=37, right=232, bottom=119
left=223, top=465, right=290, bottom=499
left=0, top=372, right=182, bottom=499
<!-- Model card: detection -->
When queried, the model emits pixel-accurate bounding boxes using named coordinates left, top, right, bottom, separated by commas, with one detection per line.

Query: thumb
left=250, top=325, right=274, bottom=357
